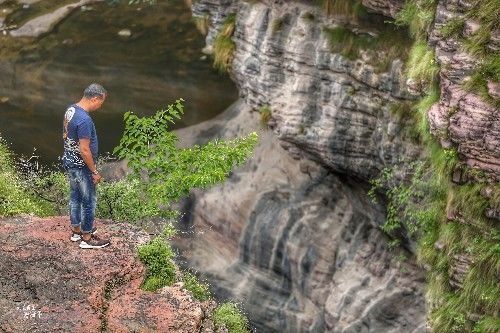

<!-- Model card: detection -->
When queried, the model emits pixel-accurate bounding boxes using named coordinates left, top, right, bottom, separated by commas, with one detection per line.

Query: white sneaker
left=79, top=234, right=110, bottom=249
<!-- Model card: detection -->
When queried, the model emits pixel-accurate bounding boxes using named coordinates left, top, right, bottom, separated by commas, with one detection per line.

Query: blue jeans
left=67, top=168, right=96, bottom=234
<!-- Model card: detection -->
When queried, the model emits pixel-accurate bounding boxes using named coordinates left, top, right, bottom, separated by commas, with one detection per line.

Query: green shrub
left=96, top=177, right=169, bottom=223
left=0, top=137, right=49, bottom=217
left=259, top=105, right=272, bottom=126
left=213, top=302, right=250, bottom=333
left=138, top=237, right=177, bottom=291
left=213, top=14, right=236, bottom=72
left=0, top=170, right=43, bottom=217
left=112, top=99, right=258, bottom=223
left=182, top=271, right=211, bottom=301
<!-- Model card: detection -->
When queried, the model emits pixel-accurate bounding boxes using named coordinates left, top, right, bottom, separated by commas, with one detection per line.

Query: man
left=62, top=83, right=110, bottom=249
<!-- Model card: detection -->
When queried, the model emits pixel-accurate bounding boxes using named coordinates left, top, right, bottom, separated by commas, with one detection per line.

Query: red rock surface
left=427, top=1, right=500, bottom=180
left=0, top=216, right=208, bottom=333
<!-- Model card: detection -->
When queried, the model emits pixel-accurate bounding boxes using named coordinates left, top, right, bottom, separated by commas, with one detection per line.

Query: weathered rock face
left=426, top=0, right=500, bottom=177
left=174, top=101, right=426, bottom=332
left=193, top=0, right=422, bottom=181
left=0, top=216, right=211, bottom=333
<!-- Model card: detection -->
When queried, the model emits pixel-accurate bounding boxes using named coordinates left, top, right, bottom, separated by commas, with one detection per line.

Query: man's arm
left=79, top=138, right=101, bottom=184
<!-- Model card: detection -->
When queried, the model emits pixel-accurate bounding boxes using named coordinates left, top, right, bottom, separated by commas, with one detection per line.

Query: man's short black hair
left=83, top=83, right=107, bottom=99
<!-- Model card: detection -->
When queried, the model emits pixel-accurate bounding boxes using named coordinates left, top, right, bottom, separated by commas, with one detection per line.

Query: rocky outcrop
left=426, top=0, right=500, bottom=177
left=193, top=0, right=422, bottom=181
left=9, top=0, right=104, bottom=38
left=174, top=101, right=426, bottom=332
left=0, top=216, right=212, bottom=333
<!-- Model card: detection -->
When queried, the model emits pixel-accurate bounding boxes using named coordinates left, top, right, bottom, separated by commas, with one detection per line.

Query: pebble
left=118, top=29, right=132, bottom=38
left=80, top=5, right=93, bottom=12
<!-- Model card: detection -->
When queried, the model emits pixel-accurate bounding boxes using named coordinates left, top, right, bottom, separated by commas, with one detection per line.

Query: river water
left=0, top=0, right=238, bottom=165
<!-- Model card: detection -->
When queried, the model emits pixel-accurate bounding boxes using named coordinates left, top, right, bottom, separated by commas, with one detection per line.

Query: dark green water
left=0, top=0, right=237, bottom=164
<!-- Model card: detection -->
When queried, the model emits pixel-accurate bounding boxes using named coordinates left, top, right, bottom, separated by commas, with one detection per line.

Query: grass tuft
left=259, top=105, right=272, bottom=126
left=213, top=14, right=236, bottom=73
left=464, top=56, right=500, bottom=108
left=463, top=25, right=492, bottom=58
left=212, top=302, right=250, bottom=333
left=193, top=15, right=210, bottom=35
left=413, top=82, right=440, bottom=144
left=182, top=271, right=211, bottom=301
left=138, top=237, right=177, bottom=291
left=272, top=17, right=285, bottom=33
left=405, top=39, right=439, bottom=92
left=473, top=316, right=500, bottom=333
left=395, top=0, right=438, bottom=39
left=439, top=17, right=465, bottom=38
left=324, top=23, right=411, bottom=72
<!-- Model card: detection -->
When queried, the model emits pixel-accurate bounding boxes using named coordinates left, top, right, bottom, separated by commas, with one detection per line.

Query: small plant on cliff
left=213, top=302, right=250, bottom=333
left=138, top=224, right=213, bottom=297
left=193, top=15, right=210, bottom=36
left=272, top=17, right=285, bottom=34
left=213, top=14, right=236, bottom=72
left=457, top=0, right=499, bottom=109
left=182, top=271, right=211, bottom=301
left=138, top=236, right=177, bottom=291
left=259, top=105, right=272, bottom=126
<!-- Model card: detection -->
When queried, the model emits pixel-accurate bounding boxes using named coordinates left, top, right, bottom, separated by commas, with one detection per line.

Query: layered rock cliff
left=194, top=0, right=423, bottom=181
left=176, top=0, right=499, bottom=332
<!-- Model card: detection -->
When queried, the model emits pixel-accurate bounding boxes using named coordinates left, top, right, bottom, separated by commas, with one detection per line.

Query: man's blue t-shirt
left=61, top=104, right=98, bottom=170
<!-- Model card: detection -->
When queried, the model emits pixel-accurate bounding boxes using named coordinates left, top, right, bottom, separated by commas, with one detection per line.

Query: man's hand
left=92, top=173, right=102, bottom=184
left=79, top=138, right=100, bottom=184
